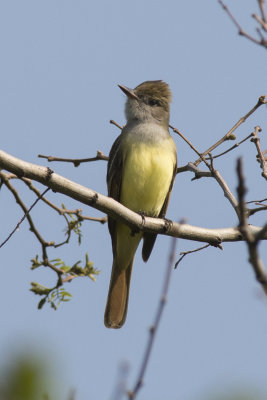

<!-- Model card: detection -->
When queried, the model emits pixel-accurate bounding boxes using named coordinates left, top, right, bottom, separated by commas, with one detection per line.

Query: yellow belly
left=120, top=140, right=175, bottom=216
left=115, top=139, right=175, bottom=268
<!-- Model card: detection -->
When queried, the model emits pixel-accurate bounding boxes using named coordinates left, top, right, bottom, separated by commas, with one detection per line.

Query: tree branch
left=237, top=158, right=267, bottom=294
left=0, top=149, right=266, bottom=244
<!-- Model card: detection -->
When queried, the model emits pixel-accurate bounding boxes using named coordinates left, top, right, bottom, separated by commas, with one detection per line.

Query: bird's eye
left=148, top=99, right=160, bottom=106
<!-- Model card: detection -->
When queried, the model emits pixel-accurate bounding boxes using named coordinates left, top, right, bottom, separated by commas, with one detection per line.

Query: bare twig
left=174, top=243, right=212, bottom=268
left=207, top=154, right=240, bottom=217
left=243, top=197, right=267, bottom=217
left=37, top=119, right=122, bottom=168
left=258, top=0, right=267, bottom=24
left=0, top=171, right=51, bottom=249
left=38, top=150, right=108, bottom=166
left=219, top=0, right=267, bottom=47
left=248, top=205, right=267, bottom=217
left=173, top=137, right=239, bottom=216
left=110, top=119, right=123, bottom=130
left=0, top=172, right=65, bottom=278
left=128, top=236, right=177, bottom=400
left=194, top=95, right=267, bottom=166
left=247, top=197, right=267, bottom=204
left=21, top=177, right=107, bottom=224
left=169, top=125, right=203, bottom=160
left=253, top=12, right=267, bottom=32
left=237, top=158, right=267, bottom=294
left=169, top=127, right=239, bottom=216
left=210, top=132, right=254, bottom=159
left=250, top=126, right=267, bottom=180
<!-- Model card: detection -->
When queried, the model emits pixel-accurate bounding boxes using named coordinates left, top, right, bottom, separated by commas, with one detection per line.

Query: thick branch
left=0, top=149, right=266, bottom=244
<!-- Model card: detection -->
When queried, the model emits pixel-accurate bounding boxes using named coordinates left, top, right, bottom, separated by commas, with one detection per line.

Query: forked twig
left=194, top=95, right=267, bottom=166
left=175, top=243, right=211, bottom=268
left=237, top=158, right=267, bottom=294
left=219, top=0, right=267, bottom=47
left=211, top=132, right=254, bottom=159
left=0, top=172, right=50, bottom=249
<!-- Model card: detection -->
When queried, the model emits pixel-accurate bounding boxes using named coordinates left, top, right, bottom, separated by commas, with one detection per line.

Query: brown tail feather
left=104, top=260, right=133, bottom=329
left=142, top=233, right=157, bottom=262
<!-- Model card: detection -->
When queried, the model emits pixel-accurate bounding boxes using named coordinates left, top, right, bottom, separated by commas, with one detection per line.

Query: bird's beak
left=118, top=84, right=139, bottom=100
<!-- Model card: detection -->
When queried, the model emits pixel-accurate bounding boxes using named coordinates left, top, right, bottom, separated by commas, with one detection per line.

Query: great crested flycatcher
left=104, top=80, right=177, bottom=329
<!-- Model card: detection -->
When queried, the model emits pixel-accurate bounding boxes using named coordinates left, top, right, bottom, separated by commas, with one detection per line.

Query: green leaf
left=30, top=255, right=42, bottom=270
left=30, top=282, right=51, bottom=296
left=38, top=297, right=47, bottom=309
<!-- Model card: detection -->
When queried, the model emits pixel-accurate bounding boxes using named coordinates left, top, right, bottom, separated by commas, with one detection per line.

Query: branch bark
left=0, top=149, right=266, bottom=244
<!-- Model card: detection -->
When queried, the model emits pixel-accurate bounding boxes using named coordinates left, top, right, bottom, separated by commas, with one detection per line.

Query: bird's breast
left=120, top=135, right=176, bottom=216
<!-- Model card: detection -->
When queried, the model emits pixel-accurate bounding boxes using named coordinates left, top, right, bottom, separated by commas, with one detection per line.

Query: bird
left=104, top=80, right=177, bottom=328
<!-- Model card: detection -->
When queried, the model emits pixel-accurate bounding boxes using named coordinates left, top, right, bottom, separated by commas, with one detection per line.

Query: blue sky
left=0, top=1, right=267, bottom=399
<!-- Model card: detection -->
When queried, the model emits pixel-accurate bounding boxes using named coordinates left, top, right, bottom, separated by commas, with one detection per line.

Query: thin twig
left=128, top=236, right=177, bottom=400
left=247, top=205, right=267, bottom=217
left=110, top=119, right=123, bottom=130
left=253, top=14, right=267, bottom=31
left=219, top=0, right=267, bottom=47
left=21, top=177, right=80, bottom=214
left=0, top=172, right=50, bottom=249
left=38, top=150, right=108, bottom=166
left=21, top=177, right=107, bottom=223
left=174, top=243, right=211, bottom=268
left=0, top=171, right=65, bottom=276
left=237, top=158, right=267, bottom=294
left=246, top=197, right=267, bottom=204
left=170, top=125, right=217, bottom=172
left=82, top=215, right=107, bottom=223
left=169, top=125, right=203, bottom=159
left=250, top=125, right=267, bottom=180
left=210, top=132, right=254, bottom=159
left=194, top=94, right=267, bottom=166
left=209, top=160, right=240, bottom=217
left=178, top=157, right=240, bottom=217
left=169, top=126, right=240, bottom=216
left=258, top=0, right=267, bottom=24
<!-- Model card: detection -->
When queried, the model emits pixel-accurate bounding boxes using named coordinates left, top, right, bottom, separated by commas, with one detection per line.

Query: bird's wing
left=107, top=134, right=124, bottom=252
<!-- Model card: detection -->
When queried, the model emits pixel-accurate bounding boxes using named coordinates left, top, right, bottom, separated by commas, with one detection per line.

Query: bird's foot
left=162, top=217, right=173, bottom=233
left=138, top=210, right=146, bottom=227
left=130, top=211, right=146, bottom=236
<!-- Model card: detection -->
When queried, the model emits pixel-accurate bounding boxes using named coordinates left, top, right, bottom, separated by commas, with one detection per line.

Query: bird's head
left=119, top=80, right=172, bottom=127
